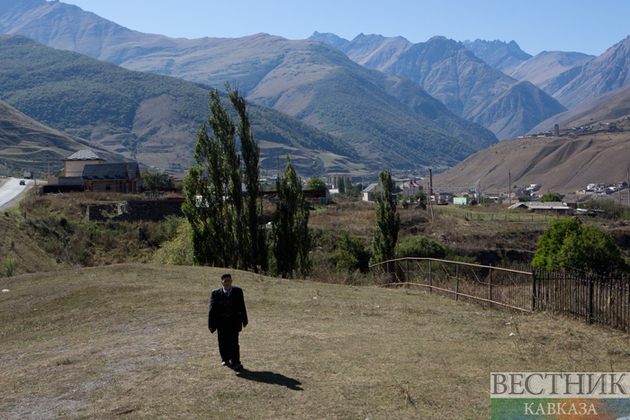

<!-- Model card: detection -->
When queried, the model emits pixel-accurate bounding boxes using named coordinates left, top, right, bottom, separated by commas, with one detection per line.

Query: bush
left=396, top=236, right=448, bottom=259
left=2, top=257, right=17, bottom=277
left=539, top=193, right=562, bottom=202
left=579, top=199, right=630, bottom=220
left=152, top=221, right=193, bottom=265
left=532, top=217, right=628, bottom=275
left=333, top=232, right=371, bottom=273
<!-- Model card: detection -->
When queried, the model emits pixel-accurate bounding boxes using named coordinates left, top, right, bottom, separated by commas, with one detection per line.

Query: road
left=0, top=178, right=32, bottom=210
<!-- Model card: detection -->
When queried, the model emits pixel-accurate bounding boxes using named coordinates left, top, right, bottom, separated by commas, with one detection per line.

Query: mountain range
left=0, top=34, right=376, bottom=176
left=3, top=0, right=630, bottom=189
left=0, top=0, right=499, bottom=174
left=310, top=32, right=567, bottom=140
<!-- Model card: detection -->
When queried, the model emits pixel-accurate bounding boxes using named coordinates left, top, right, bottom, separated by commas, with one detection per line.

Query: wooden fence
left=371, top=258, right=630, bottom=332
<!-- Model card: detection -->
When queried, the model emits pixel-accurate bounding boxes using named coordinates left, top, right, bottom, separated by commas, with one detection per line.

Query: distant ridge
left=312, top=33, right=567, bottom=140
left=462, top=39, right=532, bottom=73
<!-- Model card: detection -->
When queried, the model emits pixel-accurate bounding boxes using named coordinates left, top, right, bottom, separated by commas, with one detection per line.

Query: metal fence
left=533, top=269, right=630, bottom=331
left=371, top=258, right=630, bottom=332
left=371, top=258, right=534, bottom=312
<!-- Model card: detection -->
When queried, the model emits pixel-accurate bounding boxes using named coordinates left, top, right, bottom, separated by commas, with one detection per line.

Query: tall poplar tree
left=229, top=87, right=267, bottom=272
left=183, top=85, right=262, bottom=269
left=371, top=170, right=400, bottom=264
left=272, top=156, right=311, bottom=278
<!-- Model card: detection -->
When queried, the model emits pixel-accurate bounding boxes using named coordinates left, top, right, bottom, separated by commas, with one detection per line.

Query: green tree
left=371, top=170, right=400, bottom=264
left=182, top=86, right=260, bottom=269
left=334, top=231, right=371, bottom=273
left=396, top=236, right=447, bottom=259
left=539, top=192, right=562, bottom=202
left=272, top=156, right=311, bottom=278
left=305, top=177, right=327, bottom=191
left=338, top=177, right=346, bottom=194
left=532, top=217, right=628, bottom=275
left=143, top=171, right=172, bottom=198
left=229, top=86, right=267, bottom=272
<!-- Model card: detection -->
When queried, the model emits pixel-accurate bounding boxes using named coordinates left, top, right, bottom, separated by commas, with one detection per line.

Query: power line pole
left=508, top=170, right=512, bottom=206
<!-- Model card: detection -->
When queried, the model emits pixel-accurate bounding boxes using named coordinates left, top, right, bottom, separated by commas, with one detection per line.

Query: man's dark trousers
left=217, top=327, right=240, bottom=364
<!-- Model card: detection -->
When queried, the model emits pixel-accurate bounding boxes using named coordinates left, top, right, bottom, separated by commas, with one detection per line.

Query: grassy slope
left=1, top=263, right=630, bottom=419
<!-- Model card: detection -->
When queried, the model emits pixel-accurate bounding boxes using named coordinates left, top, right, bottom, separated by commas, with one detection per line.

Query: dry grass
left=2, top=264, right=630, bottom=419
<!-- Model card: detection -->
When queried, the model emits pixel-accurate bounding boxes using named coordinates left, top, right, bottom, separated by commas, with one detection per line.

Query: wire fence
left=371, top=258, right=630, bottom=332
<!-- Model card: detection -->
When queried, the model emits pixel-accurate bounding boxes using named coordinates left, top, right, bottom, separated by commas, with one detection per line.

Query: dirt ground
left=2, top=264, right=630, bottom=419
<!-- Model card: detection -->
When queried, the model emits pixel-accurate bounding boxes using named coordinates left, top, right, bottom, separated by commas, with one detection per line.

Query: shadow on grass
left=236, top=369, right=303, bottom=391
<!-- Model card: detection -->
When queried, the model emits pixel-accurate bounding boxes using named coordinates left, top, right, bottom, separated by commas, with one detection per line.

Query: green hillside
left=0, top=35, right=367, bottom=176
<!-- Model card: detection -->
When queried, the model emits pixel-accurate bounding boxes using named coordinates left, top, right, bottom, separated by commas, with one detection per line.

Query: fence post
left=588, top=276, right=594, bottom=324
left=406, top=259, right=409, bottom=288
left=456, top=264, right=460, bottom=301
left=429, top=260, right=432, bottom=293
left=531, top=271, right=537, bottom=311
left=488, top=267, right=493, bottom=304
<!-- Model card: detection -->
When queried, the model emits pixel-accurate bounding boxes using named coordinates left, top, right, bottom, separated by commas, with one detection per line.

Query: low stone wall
left=112, top=199, right=185, bottom=222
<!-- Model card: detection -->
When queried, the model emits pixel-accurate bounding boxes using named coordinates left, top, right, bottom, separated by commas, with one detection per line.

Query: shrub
left=532, top=217, right=628, bottom=275
left=539, top=193, right=562, bottom=202
left=2, top=257, right=17, bottom=277
left=332, top=232, right=371, bottom=273
left=579, top=199, right=630, bottom=220
left=152, top=221, right=193, bottom=265
left=396, top=236, right=448, bottom=259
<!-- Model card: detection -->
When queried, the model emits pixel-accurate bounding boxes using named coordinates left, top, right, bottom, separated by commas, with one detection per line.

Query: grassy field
left=2, top=264, right=630, bottom=419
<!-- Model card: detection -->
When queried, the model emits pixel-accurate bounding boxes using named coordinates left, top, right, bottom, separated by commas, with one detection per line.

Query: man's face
left=221, top=276, right=232, bottom=291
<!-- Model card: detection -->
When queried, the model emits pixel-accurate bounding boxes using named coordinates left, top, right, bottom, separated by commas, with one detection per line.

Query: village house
left=508, top=201, right=573, bottom=214
left=82, top=162, right=142, bottom=193
left=63, top=149, right=106, bottom=177
left=361, top=183, right=383, bottom=202
left=402, top=180, right=423, bottom=197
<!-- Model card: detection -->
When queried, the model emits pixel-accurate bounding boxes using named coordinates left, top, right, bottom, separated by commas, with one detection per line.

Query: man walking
left=208, top=274, right=248, bottom=371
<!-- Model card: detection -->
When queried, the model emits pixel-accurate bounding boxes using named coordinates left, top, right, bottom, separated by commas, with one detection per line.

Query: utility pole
left=428, top=169, right=434, bottom=222
left=508, top=170, right=512, bottom=206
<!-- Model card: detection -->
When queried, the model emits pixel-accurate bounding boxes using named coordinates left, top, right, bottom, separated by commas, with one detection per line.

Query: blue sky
left=61, top=0, right=630, bottom=57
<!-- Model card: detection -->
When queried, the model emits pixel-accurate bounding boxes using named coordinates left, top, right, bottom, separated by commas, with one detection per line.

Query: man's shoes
left=232, top=363, right=243, bottom=371
left=221, top=361, right=232, bottom=367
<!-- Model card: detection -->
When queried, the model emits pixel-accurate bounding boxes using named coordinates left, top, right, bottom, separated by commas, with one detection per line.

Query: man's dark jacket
left=208, top=286, right=248, bottom=332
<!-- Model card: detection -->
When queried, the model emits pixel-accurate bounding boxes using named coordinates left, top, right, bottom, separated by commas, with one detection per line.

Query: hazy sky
left=60, top=0, right=630, bottom=57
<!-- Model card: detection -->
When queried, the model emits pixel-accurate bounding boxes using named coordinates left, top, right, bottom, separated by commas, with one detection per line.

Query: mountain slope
left=552, top=36, right=630, bottom=109
left=0, top=1, right=499, bottom=170
left=505, top=51, right=594, bottom=94
left=461, top=39, right=532, bottom=73
left=383, top=37, right=566, bottom=140
left=0, top=35, right=367, bottom=176
left=528, top=85, right=630, bottom=133
left=314, top=33, right=566, bottom=140
left=0, top=97, right=126, bottom=173
left=435, top=119, right=630, bottom=194
left=311, top=32, right=414, bottom=73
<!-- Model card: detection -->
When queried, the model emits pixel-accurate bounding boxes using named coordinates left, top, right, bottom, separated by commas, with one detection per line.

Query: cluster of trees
left=532, top=217, right=628, bottom=275
left=336, top=177, right=364, bottom=198
left=182, top=86, right=310, bottom=278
